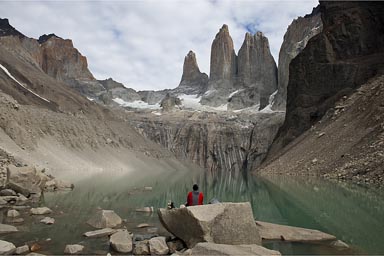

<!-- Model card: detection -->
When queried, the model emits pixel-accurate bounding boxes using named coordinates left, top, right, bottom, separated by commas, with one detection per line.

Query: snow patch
left=0, top=64, right=50, bottom=103
left=228, top=89, right=243, bottom=99
left=112, top=98, right=161, bottom=110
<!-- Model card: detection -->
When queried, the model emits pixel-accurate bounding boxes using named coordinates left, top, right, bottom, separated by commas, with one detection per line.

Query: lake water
left=1, top=169, right=384, bottom=255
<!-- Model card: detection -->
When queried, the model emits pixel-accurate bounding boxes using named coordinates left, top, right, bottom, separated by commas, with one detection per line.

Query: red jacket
left=187, top=191, right=204, bottom=206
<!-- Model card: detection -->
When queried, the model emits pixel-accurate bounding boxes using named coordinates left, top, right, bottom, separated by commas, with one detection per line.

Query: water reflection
left=2, top=169, right=384, bottom=255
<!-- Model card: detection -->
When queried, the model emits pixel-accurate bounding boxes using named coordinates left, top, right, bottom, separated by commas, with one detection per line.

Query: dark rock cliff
left=268, top=1, right=384, bottom=155
left=272, top=6, right=322, bottom=111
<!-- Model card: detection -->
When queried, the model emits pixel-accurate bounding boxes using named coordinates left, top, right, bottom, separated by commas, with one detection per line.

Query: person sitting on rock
left=186, top=184, right=204, bottom=206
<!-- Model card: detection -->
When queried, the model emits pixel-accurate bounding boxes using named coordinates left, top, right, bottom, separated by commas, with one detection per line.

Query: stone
left=87, top=210, right=122, bottom=228
left=149, top=237, right=169, bottom=255
left=0, top=197, right=7, bottom=205
left=15, top=245, right=30, bottom=254
left=0, top=240, right=16, bottom=254
left=6, top=165, right=47, bottom=197
left=158, top=202, right=261, bottom=248
left=191, top=242, right=281, bottom=256
left=329, top=240, right=349, bottom=249
left=30, top=207, right=52, bottom=215
left=136, top=207, right=154, bottom=213
left=30, top=243, right=41, bottom=252
left=255, top=221, right=336, bottom=242
left=0, top=223, right=18, bottom=234
left=83, top=228, right=116, bottom=238
left=133, top=240, right=150, bottom=255
left=167, top=239, right=185, bottom=254
left=26, top=253, right=45, bottom=256
left=0, top=189, right=17, bottom=196
left=109, top=229, right=132, bottom=253
left=8, top=218, right=24, bottom=223
left=40, top=217, right=55, bottom=225
left=64, top=244, right=84, bottom=254
left=137, top=223, right=150, bottom=228
left=7, top=209, right=20, bottom=218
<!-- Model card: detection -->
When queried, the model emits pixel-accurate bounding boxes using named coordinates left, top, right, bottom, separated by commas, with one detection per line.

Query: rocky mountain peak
left=0, top=18, right=25, bottom=38
left=181, top=50, right=201, bottom=81
left=210, top=24, right=236, bottom=81
left=38, top=33, right=62, bottom=44
left=175, top=50, right=208, bottom=95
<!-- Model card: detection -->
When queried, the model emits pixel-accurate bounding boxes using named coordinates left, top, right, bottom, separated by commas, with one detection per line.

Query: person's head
left=193, top=184, right=199, bottom=191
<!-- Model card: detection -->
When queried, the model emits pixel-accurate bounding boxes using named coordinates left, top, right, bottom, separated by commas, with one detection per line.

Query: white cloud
left=0, top=0, right=318, bottom=90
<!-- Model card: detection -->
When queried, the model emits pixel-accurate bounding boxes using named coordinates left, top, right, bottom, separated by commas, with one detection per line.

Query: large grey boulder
left=0, top=240, right=16, bottom=254
left=0, top=223, right=18, bottom=234
left=158, top=202, right=261, bottom=248
left=191, top=242, right=281, bottom=256
left=87, top=210, right=122, bottom=228
left=6, top=165, right=49, bottom=197
left=149, top=237, right=169, bottom=255
left=109, top=229, right=132, bottom=253
left=0, top=189, right=17, bottom=196
left=64, top=244, right=84, bottom=254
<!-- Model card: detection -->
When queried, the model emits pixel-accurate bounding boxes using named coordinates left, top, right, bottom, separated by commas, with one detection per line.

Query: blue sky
left=0, top=0, right=318, bottom=91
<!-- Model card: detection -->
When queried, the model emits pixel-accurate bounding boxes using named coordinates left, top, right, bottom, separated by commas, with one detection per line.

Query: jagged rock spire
left=209, top=24, right=237, bottom=81
left=181, top=50, right=202, bottom=81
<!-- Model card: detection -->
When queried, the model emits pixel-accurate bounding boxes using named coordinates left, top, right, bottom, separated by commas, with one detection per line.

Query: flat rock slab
left=0, top=223, right=18, bottom=234
left=83, top=228, right=116, bottom=238
left=15, top=245, right=30, bottom=255
left=191, top=242, right=281, bottom=255
left=255, top=221, right=336, bottom=243
left=158, top=202, right=261, bottom=248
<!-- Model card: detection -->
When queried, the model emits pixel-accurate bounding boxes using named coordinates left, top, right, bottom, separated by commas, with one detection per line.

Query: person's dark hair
left=193, top=184, right=199, bottom=191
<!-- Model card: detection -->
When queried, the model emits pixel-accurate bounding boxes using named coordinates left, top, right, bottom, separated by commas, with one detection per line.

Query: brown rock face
left=209, top=24, right=237, bottom=82
left=174, top=51, right=208, bottom=95
left=235, top=32, right=278, bottom=109
left=272, top=6, right=322, bottom=111
left=269, top=1, right=384, bottom=154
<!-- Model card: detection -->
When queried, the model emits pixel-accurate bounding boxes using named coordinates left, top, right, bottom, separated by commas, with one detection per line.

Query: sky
left=0, top=0, right=318, bottom=91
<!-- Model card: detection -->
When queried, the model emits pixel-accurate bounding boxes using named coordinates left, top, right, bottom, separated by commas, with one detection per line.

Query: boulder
left=158, top=202, right=261, bottom=248
left=64, top=244, right=84, bottom=254
left=7, top=209, right=20, bottom=218
left=0, top=197, right=7, bottom=205
left=149, top=237, right=169, bottom=255
left=0, top=189, right=17, bottom=196
left=87, top=210, right=122, bottom=228
left=30, top=207, right=52, bottom=215
left=40, top=217, right=55, bottom=225
left=137, top=223, right=150, bottom=228
left=6, top=165, right=48, bottom=197
left=167, top=239, right=185, bottom=254
left=15, top=245, right=30, bottom=254
left=255, top=221, right=336, bottom=243
left=191, top=242, right=281, bottom=255
left=0, top=240, right=16, bottom=254
left=133, top=241, right=150, bottom=255
left=83, top=228, right=116, bottom=238
left=0, top=223, right=18, bottom=234
left=109, top=229, right=132, bottom=253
